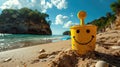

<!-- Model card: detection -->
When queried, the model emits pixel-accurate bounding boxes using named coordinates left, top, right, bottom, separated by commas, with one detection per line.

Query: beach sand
left=0, top=30, right=120, bottom=67
left=48, top=30, right=120, bottom=67
left=0, top=40, right=71, bottom=67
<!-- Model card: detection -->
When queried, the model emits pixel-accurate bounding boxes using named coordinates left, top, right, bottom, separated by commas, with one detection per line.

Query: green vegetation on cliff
left=88, top=0, right=120, bottom=32
left=110, top=0, right=120, bottom=29
left=87, top=13, right=116, bottom=31
left=0, top=8, right=52, bottom=35
left=110, top=0, right=120, bottom=14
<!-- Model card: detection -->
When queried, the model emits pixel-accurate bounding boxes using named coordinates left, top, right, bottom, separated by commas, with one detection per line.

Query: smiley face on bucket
left=71, top=25, right=96, bottom=45
left=73, top=28, right=94, bottom=45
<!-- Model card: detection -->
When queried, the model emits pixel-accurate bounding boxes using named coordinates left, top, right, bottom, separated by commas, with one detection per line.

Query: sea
left=0, top=34, right=69, bottom=52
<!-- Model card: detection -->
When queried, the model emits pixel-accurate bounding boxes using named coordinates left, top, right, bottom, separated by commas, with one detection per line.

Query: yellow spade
left=70, top=11, right=97, bottom=55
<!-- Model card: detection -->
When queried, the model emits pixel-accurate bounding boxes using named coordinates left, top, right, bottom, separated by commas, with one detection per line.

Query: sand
left=48, top=30, right=120, bottom=67
left=0, top=30, right=120, bottom=67
left=0, top=40, right=71, bottom=67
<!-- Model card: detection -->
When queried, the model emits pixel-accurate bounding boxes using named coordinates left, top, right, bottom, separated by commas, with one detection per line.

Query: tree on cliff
left=0, top=8, right=50, bottom=25
left=0, top=8, right=52, bottom=35
left=88, top=13, right=115, bottom=32
left=110, top=0, right=120, bottom=14
left=110, top=0, right=120, bottom=29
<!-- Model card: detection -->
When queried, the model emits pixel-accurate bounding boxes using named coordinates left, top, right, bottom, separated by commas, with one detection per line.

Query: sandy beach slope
left=0, top=40, right=71, bottom=67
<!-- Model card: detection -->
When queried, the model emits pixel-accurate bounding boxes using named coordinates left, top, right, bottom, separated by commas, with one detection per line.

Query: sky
left=0, top=0, right=117, bottom=35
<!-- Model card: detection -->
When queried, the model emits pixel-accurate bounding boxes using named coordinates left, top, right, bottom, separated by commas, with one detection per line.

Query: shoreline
left=0, top=39, right=53, bottom=52
left=0, top=40, right=71, bottom=67
left=0, top=34, right=68, bottom=52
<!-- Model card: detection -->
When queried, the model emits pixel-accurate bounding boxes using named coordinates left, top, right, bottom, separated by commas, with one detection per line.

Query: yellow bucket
left=70, top=11, right=97, bottom=55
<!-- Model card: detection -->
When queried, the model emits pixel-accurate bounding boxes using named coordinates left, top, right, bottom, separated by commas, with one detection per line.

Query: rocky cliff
left=114, top=11, right=120, bottom=30
left=0, top=8, right=52, bottom=35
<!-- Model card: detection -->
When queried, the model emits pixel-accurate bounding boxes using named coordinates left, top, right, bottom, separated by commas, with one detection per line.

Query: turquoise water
left=0, top=34, right=69, bottom=51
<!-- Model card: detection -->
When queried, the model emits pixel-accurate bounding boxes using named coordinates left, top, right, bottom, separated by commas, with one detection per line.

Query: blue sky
left=0, top=0, right=117, bottom=35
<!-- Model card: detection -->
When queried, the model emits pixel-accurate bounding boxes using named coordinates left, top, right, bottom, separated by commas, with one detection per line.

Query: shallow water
left=0, top=34, right=68, bottom=52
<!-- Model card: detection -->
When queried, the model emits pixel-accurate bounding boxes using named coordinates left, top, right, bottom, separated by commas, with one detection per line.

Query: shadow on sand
left=94, top=51, right=120, bottom=67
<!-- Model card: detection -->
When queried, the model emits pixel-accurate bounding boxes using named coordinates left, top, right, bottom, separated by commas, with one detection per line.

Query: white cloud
left=63, top=21, right=73, bottom=28
left=40, top=0, right=52, bottom=12
left=51, top=0, right=67, bottom=9
left=55, top=14, right=68, bottom=25
left=0, top=0, right=22, bottom=9
left=63, top=21, right=79, bottom=28
left=0, top=0, right=67, bottom=12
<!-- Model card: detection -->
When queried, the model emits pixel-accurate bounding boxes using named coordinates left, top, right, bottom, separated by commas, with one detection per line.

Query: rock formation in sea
left=0, top=8, right=52, bottom=35
left=63, top=31, right=70, bottom=35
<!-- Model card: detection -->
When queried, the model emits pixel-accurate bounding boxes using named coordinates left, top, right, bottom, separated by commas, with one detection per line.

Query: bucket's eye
left=76, top=30, right=80, bottom=33
left=86, top=29, right=90, bottom=33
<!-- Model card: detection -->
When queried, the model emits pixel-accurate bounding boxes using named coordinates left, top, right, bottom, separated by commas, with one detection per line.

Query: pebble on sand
left=38, top=53, right=48, bottom=59
left=4, top=58, right=12, bottom=62
left=39, top=49, right=46, bottom=53
left=95, top=60, right=109, bottom=67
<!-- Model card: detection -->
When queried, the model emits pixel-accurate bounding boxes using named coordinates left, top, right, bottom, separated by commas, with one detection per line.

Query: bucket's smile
left=73, top=35, right=94, bottom=45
